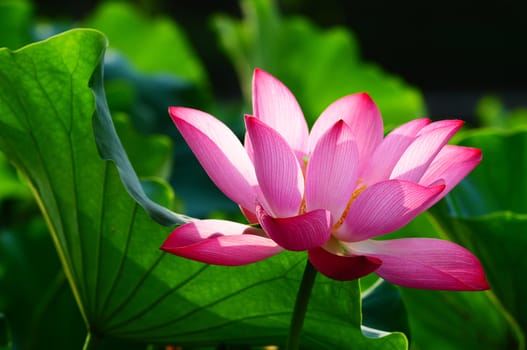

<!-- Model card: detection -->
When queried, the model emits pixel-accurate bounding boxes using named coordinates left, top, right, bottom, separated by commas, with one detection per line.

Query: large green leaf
left=0, top=29, right=407, bottom=348
left=427, top=128, right=527, bottom=349
left=213, top=0, right=425, bottom=128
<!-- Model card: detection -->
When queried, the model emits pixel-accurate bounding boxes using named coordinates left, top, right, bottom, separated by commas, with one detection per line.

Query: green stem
left=83, top=332, right=101, bottom=350
left=286, top=259, right=318, bottom=350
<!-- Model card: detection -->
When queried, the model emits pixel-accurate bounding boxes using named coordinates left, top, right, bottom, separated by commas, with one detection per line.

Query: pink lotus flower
left=162, top=68, right=488, bottom=291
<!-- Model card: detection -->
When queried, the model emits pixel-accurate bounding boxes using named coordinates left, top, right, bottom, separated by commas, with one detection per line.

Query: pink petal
left=252, top=69, right=309, bottom=160
left=308, top=247, right=381, bottom=281
left=336, top=180, right=445, bottom=242
left=308, top=93, right=383, bottom=171
left=349, top=238, right=489, bottom=291
left=361, top=118, right=431, bottom=185
left=169, top=107, right=258, bottom=211
left=256, top=205, right=332, bottom=251
left=419, top=145, right=482, bottom=208
left=243, top=114, right=256, bottom=163
left=390, top=120, right=464, bottom=182
left=239, top=205, right=259, bottom=224
left=305, top=120, right=359, bottom=220
left=245, top=116, right=304, bottom=217
left=161, top=219, right=282, bottom=265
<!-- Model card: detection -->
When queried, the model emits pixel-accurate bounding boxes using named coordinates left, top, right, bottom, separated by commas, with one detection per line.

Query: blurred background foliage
left=0, top=0, right=526, bottom=349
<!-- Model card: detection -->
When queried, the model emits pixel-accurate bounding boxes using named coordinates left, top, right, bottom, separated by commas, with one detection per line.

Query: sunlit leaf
left=0, top=29, right=407, bottom=348
left=213, top=0, right=426, bottom=128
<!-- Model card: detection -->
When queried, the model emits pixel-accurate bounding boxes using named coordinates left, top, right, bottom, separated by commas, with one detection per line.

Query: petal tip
left=253, top=68, right=276, bottom=92
left=468, top=277, right=490, bottom=291
left=356, top=91, right=372, bottom=101
left=167, top=106, right=203, bottom=125
left=451, top=119, right=465, bottom=134
left=360, top=238, right=491, bottom=291
left=244, top=114, right=258, bottom=126
left=253, top=67, right=272, bottom=80
left=472, top=147, right=483, bottom=161
left=447, top=119, right=466, bottom=134
left=167, top=106, right=186, bottom=120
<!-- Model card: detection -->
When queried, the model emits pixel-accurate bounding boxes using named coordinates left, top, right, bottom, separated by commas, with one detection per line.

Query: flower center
left=325, top=236, right=351, bottom=256
left=298, top=158, right=367, bottom=229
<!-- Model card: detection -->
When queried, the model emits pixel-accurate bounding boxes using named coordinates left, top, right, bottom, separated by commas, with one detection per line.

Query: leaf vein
left=98, top=203, right=140, bottom=322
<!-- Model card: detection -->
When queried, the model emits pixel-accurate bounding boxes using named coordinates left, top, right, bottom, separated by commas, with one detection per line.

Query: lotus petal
left=349, top=238, right=489, bottom=290
left=161, top=220, right=282, bottom=265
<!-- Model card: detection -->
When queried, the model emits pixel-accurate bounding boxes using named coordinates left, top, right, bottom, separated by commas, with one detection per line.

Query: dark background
left=35, top=0, right=527, bottom=118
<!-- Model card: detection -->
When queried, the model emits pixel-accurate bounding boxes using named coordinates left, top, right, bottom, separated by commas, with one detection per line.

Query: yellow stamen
left=299, top=196, right=306, bottom=215
left=298, top=155, right=309, bottom=214
left=332, top=181, right=367, bottom=231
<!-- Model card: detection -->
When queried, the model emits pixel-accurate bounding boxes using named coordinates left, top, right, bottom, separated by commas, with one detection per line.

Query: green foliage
left=0, top=313, right=10, bottom=349
left=0, top=217, right=86, bottom=349
left=429, top=128, right=527, bottom=349
left=387, top=128, right=527, bottom=350
left=0, top=0, right=32, bottom=49
left=446, top=128, right=527, bottom=216
left=83, top=2, right=213, bottom=137
left=383, top=127, right=527, bottom=350
left=0, top=29, right=407, bottom=349
left=1, top=1, right=525, bottom=348
left=362, top=280, right=410, bottom=336
left=404, top=287, right=516, bottom=350
left=213, top=0, right=426, bottom=128
left=112, top=112, right=173, bottom=180
left=476, top=95, right=527, bottom=129
left=81, top=2, right=220, bottom=217
left=388, top=215, right=518, bottom=350
left=84, top=2, right=207, bottom=89
left=0, top=153, right=30, bottom=200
